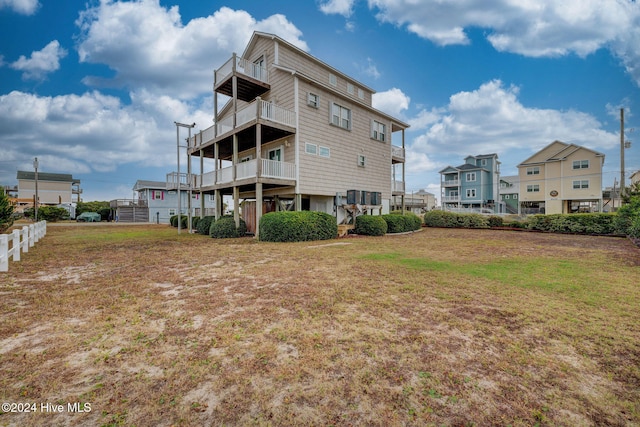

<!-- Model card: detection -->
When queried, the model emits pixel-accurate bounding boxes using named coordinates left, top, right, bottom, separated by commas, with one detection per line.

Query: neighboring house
left=517, top=140, right=604, bottom=214
left=15, top=171, right=81, bottom=213
left=393, top=189, right=436, bottom=214
left=181, top=31, right=409, bottom=237
left=111, top=180, right=217, bottom=224
left=439, top=154, right=501, bottom=213
left=499, top=176, right=520, bottom=214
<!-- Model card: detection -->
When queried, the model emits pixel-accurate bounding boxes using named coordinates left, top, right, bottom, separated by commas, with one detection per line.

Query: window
left=573, top=160, right=589, bottom=169
left=319, top=146, right=330, bottom=158
left=466, top=189, right=476, bottom=198
left=347, top=83, right=354, bottom=95
left=153, top=191, right=162, bottom=200
left=527, top=184, right=540, bottom=192
left=504, top=195, right=510, bottom=199
left=331, top=102, right=351, bottom=130
left=240, top=155, right=252, bottom=162
left=268, top=147, right=282, bottom=161
left=358, top=88, right=364, bottom=99
left=466, top=172, right=476, bottom=182
left=329, top=73, right=337, bottom=86
left=307, top=93, right=319, bottom=108
left=527, top=167, right=540, bottom=175
left=481, top=159, right=487, bottom=166
left=513, top=194, right=518, bottom=199
left=357, top=155, right=366, bottom=167
left=372, top=120, right=386, bottom=142
left=305, top=143, right=317, bottom=155
left=169, top=209, right=176, bottom=216
left=573, top=180, right=589, bottom=189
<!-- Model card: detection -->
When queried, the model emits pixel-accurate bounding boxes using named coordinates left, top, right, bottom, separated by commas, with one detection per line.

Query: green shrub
left=382, top=214, right=407, bottom=233
left=259, top=211, right=337, bottom=242
left=459, top=214, right=490, bottom=229
left=614, top=197, right=640, bottom=235
left=170, top=215, right=188, bottom=228
left=355, top=215, right=387, bottom=236
left=424, top=210, right=458, bottom=227
left=488, top=216, right=504, bottom=227
left=192, top=216, right=200, bottom=230
left=210, top=216, right=247, bottom=238
left=196, top=216, right=216, bottom=235
left=528, top=213, right=617, bottom=234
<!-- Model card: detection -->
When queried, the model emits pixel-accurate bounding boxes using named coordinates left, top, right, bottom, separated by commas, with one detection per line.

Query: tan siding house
left=15, top=171, right=81, bottom=212
left=517, top=141, right=604, bottom=214
left=186, top=32, right=409, bottom=237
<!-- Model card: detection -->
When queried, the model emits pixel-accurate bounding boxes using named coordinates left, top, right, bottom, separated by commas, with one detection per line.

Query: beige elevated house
left=14, top=171, right=81, bottom=213
left=517, top=141, right=604, bottom=214
left=180, top=31, right=409, bottom=237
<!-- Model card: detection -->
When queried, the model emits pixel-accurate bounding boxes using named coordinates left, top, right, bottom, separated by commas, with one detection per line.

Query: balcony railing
left=188, top=99, right=296, bottom=151
left=214, top=54, right=268, bottom=87
left=393, top=180, right=405, bottom=193
left=193, top=159, right=296, bottom=188
left=442, top=179, right=460, bottom=187
left=392, top=145, right=405, bottom=160
left=166, top=172, right=193, bottom=190
left=442, top=196, right=460, bottom=203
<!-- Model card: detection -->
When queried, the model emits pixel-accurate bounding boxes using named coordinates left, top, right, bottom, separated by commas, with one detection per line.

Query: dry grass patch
left=0, top=224, right=638, bottom=426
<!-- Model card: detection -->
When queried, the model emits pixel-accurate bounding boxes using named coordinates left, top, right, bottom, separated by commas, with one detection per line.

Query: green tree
left=0, top=188, right=15, bottom=232
left=622, top=181, right=640, bottom=204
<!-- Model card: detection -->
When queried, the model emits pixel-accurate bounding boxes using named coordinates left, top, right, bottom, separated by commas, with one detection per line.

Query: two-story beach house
left=15, top=171, right=81, bottom=213
left=439, top=154, right=501, bottom=213
left=517, top=140, right=604, bottom=214
left=179, top=31, right=409, bottom=237
left=499, top=176, right=520, bottom=214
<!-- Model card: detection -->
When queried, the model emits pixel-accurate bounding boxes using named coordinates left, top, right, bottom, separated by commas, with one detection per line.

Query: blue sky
left=1, top=0, right=639, bottom=202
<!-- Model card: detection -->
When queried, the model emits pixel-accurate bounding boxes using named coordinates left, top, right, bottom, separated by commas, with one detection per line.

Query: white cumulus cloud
left=10, top=40, right=67, bottom=80
left=0, top=0, right=39, bottom=15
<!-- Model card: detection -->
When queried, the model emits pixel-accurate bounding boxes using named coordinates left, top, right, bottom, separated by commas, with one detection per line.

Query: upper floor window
left=357, top=88, right=365, bottom=100
left=307, top=93, right=319, bottom=108
left=481, top=159, right=487, bottom=166
left=331, top=102, right=351, bottom=130
left=527, top=167, right=540, bottom=175
left=466, top=189, right=476, bottom=198
left=371, top=120, right=386, bottom=142
left=305, top=143, right=317, bottom=155
left=527, top=184, right=540, bottom=192
left=347, top=83, right=355, bottom=95
left=329, top=73, right=337, bottom=86
left=319, top=146, right=330, bottom=158
left=466, top=172, right=476, bottom=182
left=573, top=180, right=589, bottom=189
left=573, top=160, right=589, bottom=169
left=357, top=154, right=366, bottom=167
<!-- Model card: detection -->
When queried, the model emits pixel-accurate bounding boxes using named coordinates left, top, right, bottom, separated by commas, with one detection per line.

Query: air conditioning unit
left=371, top=192, right=381, bottom=205
left=347, top=190, right=360, bottom=204
left=361, top=191, right=372, bottom=205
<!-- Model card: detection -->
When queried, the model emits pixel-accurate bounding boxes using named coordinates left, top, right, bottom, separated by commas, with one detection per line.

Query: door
left=267, top=147, right=282, bottom=177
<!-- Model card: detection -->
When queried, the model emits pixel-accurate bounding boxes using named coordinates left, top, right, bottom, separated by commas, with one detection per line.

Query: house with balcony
left=499, top=176, right=519, bottom=214
left=15, top=171, right=81, bottom=213
left=517, top=140, right=604, bottom=214
left=180, top=31, right=409, bottom=237
left=439, top=154, right=500, bottom=213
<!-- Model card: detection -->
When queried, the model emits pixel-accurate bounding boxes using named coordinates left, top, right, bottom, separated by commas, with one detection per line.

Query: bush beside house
left=259, top=211, right=337, bottom=242
left=354, top=215, right=387, bottom=236
left=210, top=216, right=247, bottom=239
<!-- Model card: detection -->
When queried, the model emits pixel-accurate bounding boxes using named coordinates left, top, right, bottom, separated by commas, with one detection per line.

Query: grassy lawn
left=1, top=224, right=638, bottom=426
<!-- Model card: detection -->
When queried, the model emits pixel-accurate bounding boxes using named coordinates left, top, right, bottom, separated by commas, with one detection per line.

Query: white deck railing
left=442, top=196, right=460, bottom=203
left=442, top=179, right=460, bottom=186
left=392, top=145, right=405, bottom=160
left=189, top=99, right=296, bottom=151
left=1, top=221, right=46, bottom=272
left=393, top=180, right=405, bottom=193
left=194, top=160, right=296, bottom=189
left=214, top=54, right=268, bottom=87
left=166, top=172, right=193, bottom=190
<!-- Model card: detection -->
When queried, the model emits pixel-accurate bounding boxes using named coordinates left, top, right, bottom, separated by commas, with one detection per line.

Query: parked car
left=76, top=212, right=101, bottom=222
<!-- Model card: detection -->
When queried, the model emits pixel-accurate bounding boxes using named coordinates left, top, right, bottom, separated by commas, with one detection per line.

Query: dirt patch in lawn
left=0, top=225, right=638, bottom=426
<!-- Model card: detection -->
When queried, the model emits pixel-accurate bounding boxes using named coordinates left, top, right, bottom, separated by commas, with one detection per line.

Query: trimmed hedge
left=196, top=216, right=216, bottom=235
left=382, top=212, right=422, bottom=233
left=423, top=211, right=489, bottom=229
left=259, top=211, right=338, bottom=242
left=169, top=215, right=188, bottom=228
left=210, top=216, right=247, bottom=239
left=355, top=215, right=387, bottom=236
left=527, top=213, right=618, bottom=234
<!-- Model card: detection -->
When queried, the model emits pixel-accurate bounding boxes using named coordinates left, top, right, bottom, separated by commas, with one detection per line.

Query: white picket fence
left=0, top=221, right=47, bottom=272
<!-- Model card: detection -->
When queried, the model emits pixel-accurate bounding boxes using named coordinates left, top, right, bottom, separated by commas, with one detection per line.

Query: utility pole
left=33, top=157, right=39, bottom=222
left=174, top=122, right=195, bottom=234
left=620, top=108, right=625, bottom=196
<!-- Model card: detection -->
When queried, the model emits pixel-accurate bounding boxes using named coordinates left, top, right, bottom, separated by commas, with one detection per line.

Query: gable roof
left=133, top=180, right=167, bottom=191
left=17, top=171, right=79, bottom=183
left=518, top=140, right=605, bottom=166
